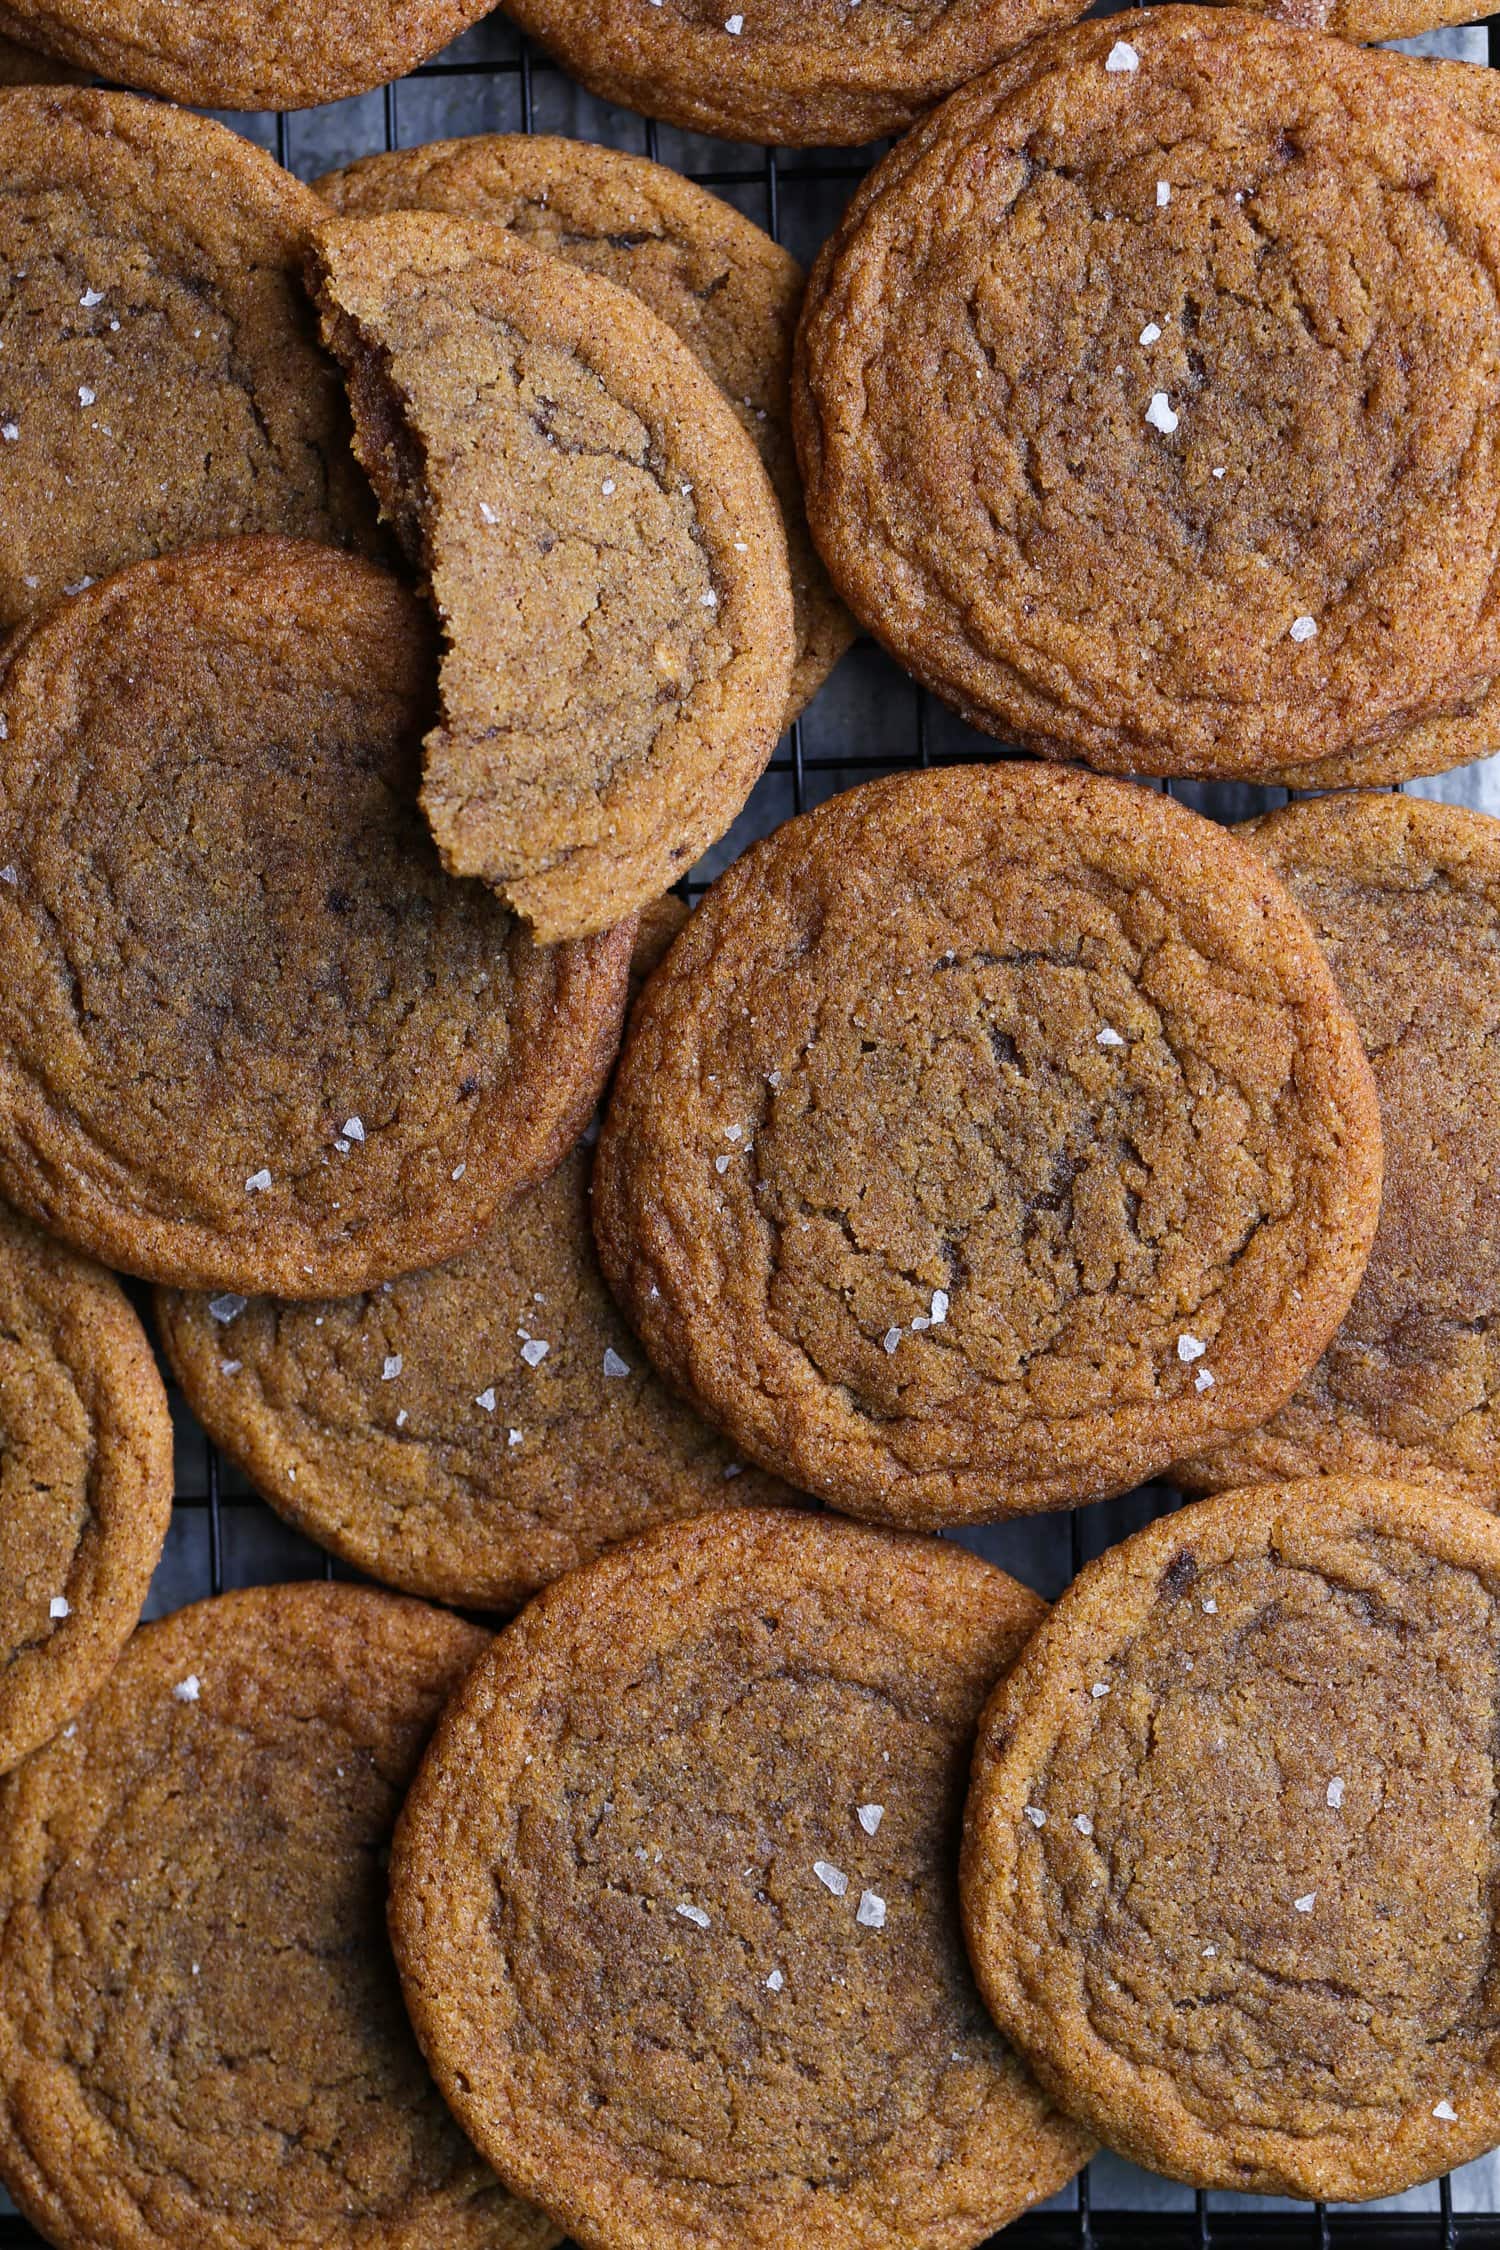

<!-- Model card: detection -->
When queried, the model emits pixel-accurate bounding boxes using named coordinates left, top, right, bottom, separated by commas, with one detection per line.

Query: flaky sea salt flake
left=766, top=1968, right=784, bottom=1991
left=676, top=1902, right=711, bottom=1929
left=1106, top=38, right=1139, bottom=71
left=1145, top=391, right=1179, bottom=435
left=1177, top=1332, right=1206, bottom=1362
left=1290, top=614, right=1318, bottom=643
left=857, top=1803, right=884, bottom=1835
left=1024, top=1805, right=1047, bottom=1828
left=1295, top=1893, right=1316, bottom=1913
left=603, top=1347, right=631, bottom=1378
left=1327, top=1778, right=1345, bottom=1809
left=1434, top=2099, right=1458, bottom=2122
left=174, top=1675, right=201, bottom=1703
left=49, top=1596, right=69, bottom=1619
left=814, top=1860, right=849, bottom=1897
left=382, top=1355, right=402, bottom=1382
left=245, top=1169, right=272, bottom=1193
left=475, top=1388, right=497, bottom=1412
left=520, top=1339, right=549, bottom=1367
left=1097, top=1025, right=1126, bottom=1046
left=883, top=1326, right=902, bottom=1353
left=856, top=1891, right=887, bottom=1929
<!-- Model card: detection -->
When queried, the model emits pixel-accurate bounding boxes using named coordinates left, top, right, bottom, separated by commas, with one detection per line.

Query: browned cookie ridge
left=0, top=540, right=632, bottom=1297
left=0, top=0, right=496, bottom=109
left=0, top=1202, right=172, bottom=1775
left=390, top=1509, right=1092, bottom=2250
left=1174, top=794, right=1500, bottom=1502
left=497, top=0, right=1091, bottom=147
left=593, top=763, right=1383, bottom=1525
left=155, top=1143, right=800, bottom=1614
left=962, top=1479, right=1500, bottom=2201
left=0, top=1582, right=556, bottom=2250
left=316, top=136, right=852, bottom=726
left=1236, top=0, right=1486, bottom=56
left=311, top=213, right=794, bottom=943
left=794, top=10, right=1500, bottom=779
left=0, top=89, right=376, bottom=634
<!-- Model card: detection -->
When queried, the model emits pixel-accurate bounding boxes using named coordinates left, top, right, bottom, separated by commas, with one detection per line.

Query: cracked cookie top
left=962, top=1478, right=1500, bottom=2200
left=310, top=213, right=794, bottom=944
left=0, top=89, right=376, bottom=633
left=593, top=762, right=1383, bottom=1524
left=0, top=1582, right=555, bottom=2250
left=389, top=1508, right=1091, bottom=2250
left=793, top=9, right=1500, bottom=777
left=1176, top=792, right=1500, bottom=1502
left=316, top=135, right=851, bottom=726
left=0, top=539, right=631, bottom=1296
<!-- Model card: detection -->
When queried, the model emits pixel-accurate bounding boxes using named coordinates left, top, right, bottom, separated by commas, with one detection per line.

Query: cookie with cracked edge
left=1174, top=794, right=1500, bottom=1501
left=0, top=538, right=632, bottom=1297
left=0, top=87, right=377, bottom=634
left=593, top=762, right=1384, bottom=1525
left=0, top=1201, right=172, bottom=1776
left=793, top=9, right=1500, bottom=780
left=310, top=212, right=794, bottom=944
left=389, top=1508, right=1093, bottom=2250
left=155, top=1143, right=802, bottom=1614
left=496, top=0, right=1092, bottom=148
left=316, top=136, right=852, bottom=728
left=0, top=1581, right=558, bottom=2250
left=962, top=1478, right=1500, bottom=2201
left=0, top=0, right=498, bottom=110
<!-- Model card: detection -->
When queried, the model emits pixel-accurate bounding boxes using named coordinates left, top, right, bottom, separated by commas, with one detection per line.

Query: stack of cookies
left=4, top=7, right=1500, bottom=2249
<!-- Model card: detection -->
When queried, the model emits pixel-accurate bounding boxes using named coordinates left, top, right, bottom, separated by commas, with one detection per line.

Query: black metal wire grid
left=5, top=11, right=1500, bottom=2247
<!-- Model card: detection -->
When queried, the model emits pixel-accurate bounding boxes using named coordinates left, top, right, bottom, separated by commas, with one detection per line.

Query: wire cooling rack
left=5, top=10, right=1500, bottom=2246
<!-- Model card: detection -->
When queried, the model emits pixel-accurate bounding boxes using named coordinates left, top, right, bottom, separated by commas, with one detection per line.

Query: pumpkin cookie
left=311, top=215, right=794, bottom=944
left=963, top=1478, right=1500, bottom=2201
left=498, top=0, right=1091, bottom=147
left=0, top=88, right=376, bottom=635
left=594, top=763, right=1382, bottom=1525
left=794, top=9, right=1500, bottom=779
left=0, top=539, right=631, bottom=1297
left=0, top=1203, right=171, bottom=1775
left=0, top=0, right=496, bottom=110
left=1174, top=796, right=1500, bottom=1502
left=156, top=1146, right=798, bottom=1613
left=317, top=137, right=852, bottom=726
left=0, top=1582, right=556, bottom=2250
left=390, top=1510, right=1092, bottom=2250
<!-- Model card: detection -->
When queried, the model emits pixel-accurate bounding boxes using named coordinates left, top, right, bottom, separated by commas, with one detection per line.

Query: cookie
left=0, top=539, right=632, bottom=1297
left=0, top=28, right=81, bottom=76
left=0, top=0, right=496, bottom=110
left=1172, top=794, right=1500, bottom=1502
left=156, top=1145, right=799, bottom=1612
left=594, top=762, right=1383, bottom=1525
left=0, top=88, right=377, bottom=635
left=1240, top=0, right=1483, bottom=51
left=0, top=1203, right=172, bottom=1775
left=498, top=0, right=1091, bottom=148
left=0, top=1582, right=556, bottom=2250
left=963, top=1477, right=1500, bottom=2201
left=390, top=1509, right=1092, bottom=2250
left=793, top=9, right=1500, bottom=779
left=311, top=214, right=794, bottom=943
left=317, top=136, right=852, bottom=727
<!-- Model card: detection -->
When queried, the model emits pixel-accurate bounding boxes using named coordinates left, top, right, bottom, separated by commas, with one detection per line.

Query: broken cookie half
left=310, top=212, right=795, bottom=943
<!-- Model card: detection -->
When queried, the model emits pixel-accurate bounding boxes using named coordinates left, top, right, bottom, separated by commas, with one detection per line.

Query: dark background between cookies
left=5, top=13, right=1498, bottom=2248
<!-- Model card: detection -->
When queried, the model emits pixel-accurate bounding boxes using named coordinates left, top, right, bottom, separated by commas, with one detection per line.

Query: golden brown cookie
left=0, top=1582, right=556, bottom=2250
left=962, top=1478, right=1500, bottom=2201
left=390, top=1509, right=1092, bottom=2250
left=1236, top=0, right=1485, bottom=52
left=1173, top=795, right=1500, bottom=1501
left=498, top=0, right=1092, bottom=147
left=0, top=539, right=631, bottom=1297
left=594, top=763, right=1383, bottom=1525
left=0, top=1202, right=172, bottom=1776
left=155, top=1145, right=799, bottom=1613
left=0, top=88, right=376, bottom=635
left=794, top=10, right=1500, bottom=780
left=316, top=137, right=852, bottom=727
left=0, top=0, right=496, bottom=109
left=311, top=214, right=794, bottom=943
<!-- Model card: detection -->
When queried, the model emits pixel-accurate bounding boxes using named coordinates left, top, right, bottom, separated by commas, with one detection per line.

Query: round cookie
left=497, top=0, right=1091, bottom=147
left=156, top=1145, right=799, bottom=1613
left=793, top=9, right=1500, bottom=779
left=0, top=1202, right=172, bottom=1775
left=0, top=1582, right=556, bottom=2250
left=0, top=539, right=632, bottom=1297
left=0, top=0, right=496, bottom=110
left=311, top=213, right=795, bottom=943
left=316, top=136, right=852, bottom=728
left=593, top=762, right=1383, bottom=1525
left=0, top=88, right=376, bottom=635
left=1173, top=795, right=1500, bottom=1502
left=962, top=1478, right=1500, bottom=2201
left=390, top=1509, right=1092, bottom=2250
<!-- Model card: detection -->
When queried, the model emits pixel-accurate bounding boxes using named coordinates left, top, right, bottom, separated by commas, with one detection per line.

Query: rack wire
left=3, top=9, right=1499, bottom=2245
